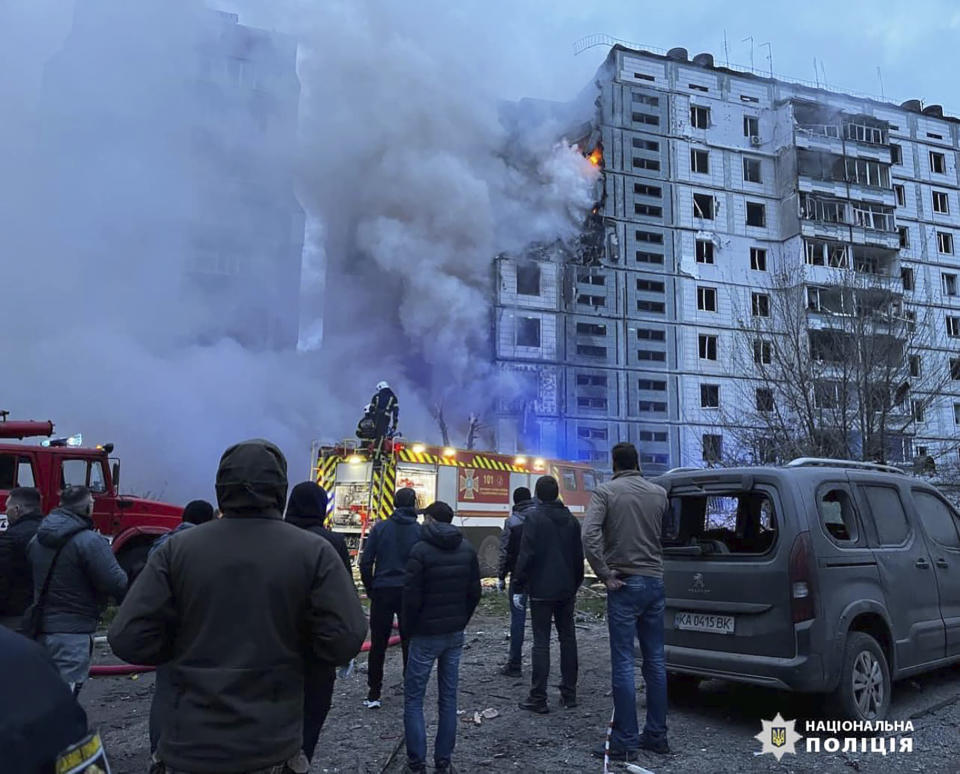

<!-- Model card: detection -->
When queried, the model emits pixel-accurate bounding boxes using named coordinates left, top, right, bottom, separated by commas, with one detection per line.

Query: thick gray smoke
left=0, top=0, right=597, bottom=501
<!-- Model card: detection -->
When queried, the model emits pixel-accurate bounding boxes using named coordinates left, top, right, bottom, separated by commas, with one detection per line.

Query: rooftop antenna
left=877, top=66, right=885, bottom=100
left=760, top=42, right=773, bottom=78
left=742, top=35, right=755, bottom=71
left=813, top=57, right=820, bottom=88
left=819, top=60, right=828, bottom=90
left=723, top=29, right=730, bottom=68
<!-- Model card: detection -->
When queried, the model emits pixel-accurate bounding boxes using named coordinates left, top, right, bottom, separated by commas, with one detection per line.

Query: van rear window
left=664, top=491, right=777, bottom=555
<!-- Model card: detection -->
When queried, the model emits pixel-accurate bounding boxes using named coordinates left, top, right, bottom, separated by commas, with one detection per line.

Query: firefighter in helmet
left=356, top=404, right=376, bottom=442
left=370, top=381, right=399, bottom=443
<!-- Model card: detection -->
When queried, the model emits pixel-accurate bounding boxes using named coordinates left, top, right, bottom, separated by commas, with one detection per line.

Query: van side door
left=847, top=475, right=944, bottom=669
left=909, top=487, right=960, bottom=658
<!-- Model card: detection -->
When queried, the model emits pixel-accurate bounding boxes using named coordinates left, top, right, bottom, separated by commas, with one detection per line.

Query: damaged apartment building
left=493, top=45, right=960, bottom=471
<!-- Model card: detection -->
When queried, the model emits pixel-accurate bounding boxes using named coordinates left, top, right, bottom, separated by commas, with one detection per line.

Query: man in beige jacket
left=582, top=442, right=669, bottom=761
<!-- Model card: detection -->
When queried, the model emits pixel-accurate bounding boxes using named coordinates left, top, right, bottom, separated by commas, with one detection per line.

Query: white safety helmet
left=376, top=381, right=390, bottom=391
left=363, top=403, right=373, bottom=413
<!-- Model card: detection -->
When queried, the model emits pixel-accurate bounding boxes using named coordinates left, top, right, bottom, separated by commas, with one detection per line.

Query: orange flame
left=587, top=147, right=603, bottom=166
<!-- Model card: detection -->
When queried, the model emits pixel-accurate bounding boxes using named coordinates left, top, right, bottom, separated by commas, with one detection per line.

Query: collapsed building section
left=493, top=45, right=960, bottom=470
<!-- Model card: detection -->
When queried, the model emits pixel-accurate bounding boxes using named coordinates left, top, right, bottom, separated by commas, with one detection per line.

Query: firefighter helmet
left=376, top=381, right=389, bottom=391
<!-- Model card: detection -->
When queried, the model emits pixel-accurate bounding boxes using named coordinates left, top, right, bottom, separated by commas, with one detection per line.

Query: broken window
left=944, top=273, right=959, bottom=296
left=746, top=202, right=766, bottom=227
left=814, top=381, right=843, bottom=409
left=516, top=317, right=540, bottom=347
left=931, top=151, right=946, bottom=174
left=637, top=328, right=666, bottom=341
left=756, top=388, right=774, bottom=413
left=955, top=403, right=960, bottom=425
left=819, top=488, right=859, bottom=543
left=845, top=158, right=890, bottom=188
left=691, top=148, right=709, bottom=174
left=934, top=191, right=950, bottom=214
left=632, top=93, right=660, bottom=106
left=852, top=202, right=895, bottom=231
left=901, top=266, right=915, bottom=291
left=844, top=120, right=885, bottom=145
left=899, top=226, right=910, bottom=248
left=632, top=112, right=660, bottom=126
left=637, top=349, right=667, bottom=362
left=750, top=247, right=767, bottom=271
left=632, top=137, right=660, bottom=151
left=690, top=105, right=710, bottom=129
left=890, top=144, right=903, bottom=165
left=951, top=358, right=960, bottom=380
left=938, top=231, right=954, bottom=254
left=638, top=400, right=667, bottom=413
left=801, top=195, right=846, bottom=224
left=909, top=355, right=922, bottom=378
left=636, top=251, right=664, bottom=265
left=577, top=271, right=606, bottom=286
left=576, top=322, right=606, bottom=336
left=638, top=379, right=666, bottom=391
left=634, top=203, right=663, bottom=217
left=912, top=400, right=925, bottom=423
left=699, top=333, right=718, bottom=360
left=751, top=293, right=770, bottom=317
left=635, top=230, right=663, bottom=244
left=577, top=374, right=607, bottom=387
left=700, top=384, right=720, bottom=409
left=637, top=300, right=666, bottom=313
left=689, top=83, right=709, bottom=93
left=894, top=184, right=906, bottom=206
left=577, top=425, right=609, bottom=440
left=634, top=183, right=662, bottom=197
left=633, top=157, right=661, bottom=171
left=693, top=193, right=715, bottom=220
left=743, top=157, right=762, bottom=183
left=753, top=339, right=772, bottom=365
left=637, top=279, right=665, bottom=293
left=577, top=396, right=607, bottom=410
left=743, top=115, right=759, bottom=138
left=947, top=316, right=960, bottom=338
left=697, top=286, right=718, bottom=312
left=702, top=434, right=723, bottom=463
left=805, top=240, right=848, bottom=267
left=577, top=344, right=607, bottom=358
left=696, top=239, right=714, bottom=264
left=516, top=264, right=540, bottom=296
left=663, top=490, right=778, bottom=555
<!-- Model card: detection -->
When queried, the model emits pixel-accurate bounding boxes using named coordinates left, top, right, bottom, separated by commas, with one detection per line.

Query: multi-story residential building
left=494, top=45, right=960, bottom=472
left=40, top=5, right=305, bottom=349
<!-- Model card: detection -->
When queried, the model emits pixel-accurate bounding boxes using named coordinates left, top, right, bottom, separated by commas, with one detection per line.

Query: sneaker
left=558, top=694, right=577, bottom=709
left=518, top=698, right=549, bottom=714
left=590, top=743, right=638, bottom=761
left=499, top=663, right=522, bottom=678
left=435, top=761, right=456, bottom=774
left=362, top=698, right=382, bottom=709
left=638, top=733, right=671, bottom=755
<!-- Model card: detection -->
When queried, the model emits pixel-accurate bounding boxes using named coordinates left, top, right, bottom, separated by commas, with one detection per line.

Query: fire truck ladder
left=359, top=443, right=397, bottom=556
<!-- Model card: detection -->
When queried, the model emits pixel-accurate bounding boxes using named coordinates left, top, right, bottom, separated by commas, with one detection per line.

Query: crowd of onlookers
left=0, top=438, right=671, bottom=773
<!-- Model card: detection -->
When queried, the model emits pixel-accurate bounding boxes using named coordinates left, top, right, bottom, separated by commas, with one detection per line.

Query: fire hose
left=90, top=625, right=401, bottom=677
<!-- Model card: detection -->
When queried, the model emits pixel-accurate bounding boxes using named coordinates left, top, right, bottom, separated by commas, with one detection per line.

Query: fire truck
left=0, top=413, right=181, bottom=579
left=311, top=437, right=602, bottom=576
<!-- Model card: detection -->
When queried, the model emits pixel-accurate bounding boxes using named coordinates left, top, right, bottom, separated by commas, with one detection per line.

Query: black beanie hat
left=182, top=499, right=215, bottom=525
left=394, top=487, right=417, bottom=509
left=215, top=439, right=288, bottom=517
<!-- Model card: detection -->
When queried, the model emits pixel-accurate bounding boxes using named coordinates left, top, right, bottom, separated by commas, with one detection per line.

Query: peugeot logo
left=689, top=572, right=707, bottom=593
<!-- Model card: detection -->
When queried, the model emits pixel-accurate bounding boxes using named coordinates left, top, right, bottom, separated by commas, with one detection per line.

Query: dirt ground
left=83, top=589, right=960, bottom=774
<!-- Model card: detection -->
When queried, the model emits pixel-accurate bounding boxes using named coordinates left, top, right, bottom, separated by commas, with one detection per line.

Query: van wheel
left=831, top=632, right=890, bottom=721
left=667, top=673, right=702, bottom=696
left=118, top=542, right=151, bottom=584
left=477, top=536, right=500, bottom=579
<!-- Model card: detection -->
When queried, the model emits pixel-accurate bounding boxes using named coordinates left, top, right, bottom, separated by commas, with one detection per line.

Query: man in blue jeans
left=402, top=501, right=482, bottom=774
left=496, top=487, right=536, bottom=676
left=582, top=442, right=670, bottom=760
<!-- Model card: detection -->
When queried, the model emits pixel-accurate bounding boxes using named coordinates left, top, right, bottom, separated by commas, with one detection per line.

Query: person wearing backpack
left=27, top=485, right=127, bottom=695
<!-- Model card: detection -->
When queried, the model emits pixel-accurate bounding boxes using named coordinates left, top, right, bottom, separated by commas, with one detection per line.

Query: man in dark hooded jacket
left=0, top=487, right=45, bottom=628
left=147, top=499, right=215, bottom=559
left=513, top=476, right=584, bottom=714
left=285, top=481, right=351, bottom=763
left=358, top=487, right=421, bottom=708
left=401, top=501, right=481, bottom=774
left=27, top=485, right=127, bottom=695
left=496, top=486, right=536, bottom=677
left=108, top=439, right=368, bottom=774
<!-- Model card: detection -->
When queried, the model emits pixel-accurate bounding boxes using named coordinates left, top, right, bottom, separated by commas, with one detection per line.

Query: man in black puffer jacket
left=513, top=475, right=584, bottom=714
left=402, top=501, right=481, bottom=774
left=0, top=487, right=45, bottom=628
left=359, top=487, right=421, bottom=708
left=285, top=480, right=351, bottom=764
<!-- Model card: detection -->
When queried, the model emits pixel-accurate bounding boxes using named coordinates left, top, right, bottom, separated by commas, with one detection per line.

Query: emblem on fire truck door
left=459, top=469, right=478, bottom=500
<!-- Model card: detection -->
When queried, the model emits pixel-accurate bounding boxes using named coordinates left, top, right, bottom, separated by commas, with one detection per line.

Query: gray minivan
left=656, top=458, right=960, bottom=721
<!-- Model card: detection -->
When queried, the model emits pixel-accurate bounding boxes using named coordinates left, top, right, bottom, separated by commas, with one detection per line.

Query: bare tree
left=464, top=413, right=483, bottom=450
left=431, top=402, right=450, bottom=447
left=726, top=263, right=956, bottom=465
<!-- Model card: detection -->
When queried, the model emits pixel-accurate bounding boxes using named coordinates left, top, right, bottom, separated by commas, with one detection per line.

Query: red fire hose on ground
left=90, top=624, right=400, bottom=677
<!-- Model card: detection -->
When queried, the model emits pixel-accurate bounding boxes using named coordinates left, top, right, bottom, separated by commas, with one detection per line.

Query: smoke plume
left=0, top=0, right=597, bottom=501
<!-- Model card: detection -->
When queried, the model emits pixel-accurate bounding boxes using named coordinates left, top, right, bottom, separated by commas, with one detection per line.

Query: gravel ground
left=82, top=591, right=960, bottom=774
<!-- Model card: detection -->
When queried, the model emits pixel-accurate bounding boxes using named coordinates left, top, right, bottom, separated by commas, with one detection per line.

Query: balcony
left=799, top=194, right=900, bottom=249
left=793, top=103, right=891, bottom=163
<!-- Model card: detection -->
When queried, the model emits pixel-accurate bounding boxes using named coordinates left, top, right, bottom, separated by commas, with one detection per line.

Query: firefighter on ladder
left=369, top=381, right=398, bottom=452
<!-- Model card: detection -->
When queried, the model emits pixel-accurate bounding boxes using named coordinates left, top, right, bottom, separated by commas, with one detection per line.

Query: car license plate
left=674, top=611, right=735, bottom=634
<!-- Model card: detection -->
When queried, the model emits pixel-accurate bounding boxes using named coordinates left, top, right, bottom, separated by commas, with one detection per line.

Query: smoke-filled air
left=0, top=0, right=599, bottom=500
